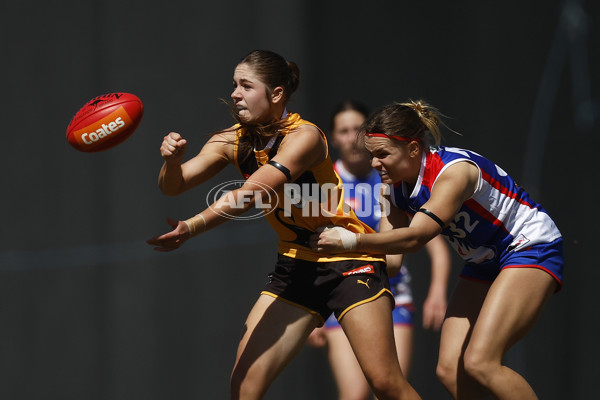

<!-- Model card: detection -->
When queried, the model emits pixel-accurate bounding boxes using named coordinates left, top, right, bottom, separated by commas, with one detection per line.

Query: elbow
left=157, top=166, right=187, bottom=196
left=403, top=233, right=433, bottom=254
left=159, top=184, right=185, bottom=197
left=161, top=189, right=180, bottom=197
left=158, top=175, right=187, bottom=196
left=404, top=240, right=423, bottom=254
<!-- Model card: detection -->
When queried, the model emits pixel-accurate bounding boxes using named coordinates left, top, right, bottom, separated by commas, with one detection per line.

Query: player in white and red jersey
left=390, top=145, right=562, bottom=283
left=312, top=100, right=564, bottom=399
left=307, top=100, right=451, bottom=400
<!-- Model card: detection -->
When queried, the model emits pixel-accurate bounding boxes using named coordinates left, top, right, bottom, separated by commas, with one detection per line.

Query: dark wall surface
left=1, top=1, right=598, bottom=399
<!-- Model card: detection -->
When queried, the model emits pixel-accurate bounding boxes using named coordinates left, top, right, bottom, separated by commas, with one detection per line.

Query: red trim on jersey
left=423, top=151, right=446, bottom=190
left=479, top=169, right=534, bottom=208
left=464, top=199, right=511, bottom=234
left=502, top=265, right=563, bottom=290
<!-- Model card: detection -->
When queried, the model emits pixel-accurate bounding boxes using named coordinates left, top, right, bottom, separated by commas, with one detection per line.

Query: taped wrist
left=183, top=213, right=206, bottom=237
left=324, top=226, right=358, bottom=251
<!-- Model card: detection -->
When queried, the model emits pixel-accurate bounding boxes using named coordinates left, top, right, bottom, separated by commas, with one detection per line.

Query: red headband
left=365, top=133, right=422, bottom=142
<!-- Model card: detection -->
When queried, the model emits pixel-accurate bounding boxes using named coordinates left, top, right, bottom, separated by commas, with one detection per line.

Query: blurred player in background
left=312, top=100, right=564, bottom=399
left=307, top=100, right=451, bottom=399
left=147, top=51, right=421, bottom=400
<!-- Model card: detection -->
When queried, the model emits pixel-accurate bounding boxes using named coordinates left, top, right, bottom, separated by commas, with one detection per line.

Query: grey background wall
left=1, top=1, right=598, bottom=399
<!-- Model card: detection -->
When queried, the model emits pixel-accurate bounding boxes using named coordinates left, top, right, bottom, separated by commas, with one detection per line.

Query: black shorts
left=262, top=254, right=393, bottom=326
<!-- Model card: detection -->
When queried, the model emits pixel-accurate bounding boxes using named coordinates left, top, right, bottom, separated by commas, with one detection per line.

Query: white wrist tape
left=322, top=226, right=357, bottom=251
left=184, top=213, right=206, bottom=237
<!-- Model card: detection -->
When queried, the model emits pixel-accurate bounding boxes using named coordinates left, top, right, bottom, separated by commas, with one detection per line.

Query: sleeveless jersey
left=233, top=112, right=384, bottom=263
left=391, top=146, right=562, bottom=266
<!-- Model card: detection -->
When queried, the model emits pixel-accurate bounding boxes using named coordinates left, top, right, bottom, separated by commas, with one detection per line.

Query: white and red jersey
left=391, top=146, right=562, bottom=266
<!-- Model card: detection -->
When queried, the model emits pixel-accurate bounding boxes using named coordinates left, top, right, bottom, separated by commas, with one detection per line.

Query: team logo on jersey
left=507, top=233, right=530, bottom=251
left=357, top=279, right=370, bottom=288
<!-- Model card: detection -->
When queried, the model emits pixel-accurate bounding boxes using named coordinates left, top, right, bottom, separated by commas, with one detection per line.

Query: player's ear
left=271, top=86, right=284, bottom=104
left=408, top=141, right=420, bottom=158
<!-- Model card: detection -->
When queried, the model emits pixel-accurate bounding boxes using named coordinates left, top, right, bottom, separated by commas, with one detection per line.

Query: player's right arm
left=148, top=124, right=326, bottom=252
left=158, top=130, right=235, bottom=196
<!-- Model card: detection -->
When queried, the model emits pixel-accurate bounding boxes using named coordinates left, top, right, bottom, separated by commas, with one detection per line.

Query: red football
left=66, top=92, right=144, bottom=152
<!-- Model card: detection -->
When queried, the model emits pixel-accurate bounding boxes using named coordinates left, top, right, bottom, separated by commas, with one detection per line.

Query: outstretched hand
left=309, top=226, right=358, bottom=253
left=147, top=217, right=191, bottom=252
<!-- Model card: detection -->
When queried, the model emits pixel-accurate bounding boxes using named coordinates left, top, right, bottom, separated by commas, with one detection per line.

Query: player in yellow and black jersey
left=147, top=50, right=421, bottom=400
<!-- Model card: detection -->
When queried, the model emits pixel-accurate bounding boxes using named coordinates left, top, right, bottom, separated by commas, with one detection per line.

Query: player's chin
left=379, top=174, right=393, bottom=184
left=237, top=110, right=252, bottom=122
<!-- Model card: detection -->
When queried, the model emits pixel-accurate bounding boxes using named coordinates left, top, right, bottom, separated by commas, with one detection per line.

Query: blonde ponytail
left=399, top=100, right=442, bottom=146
